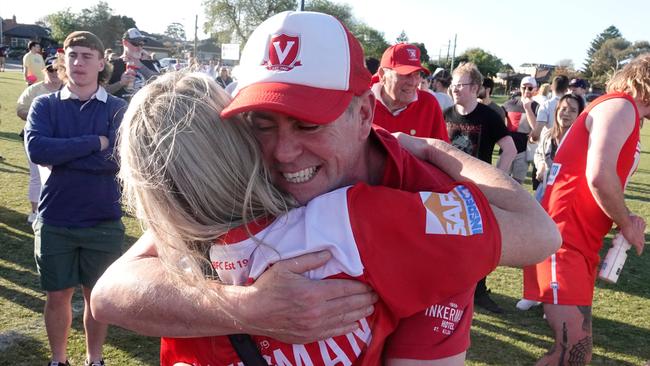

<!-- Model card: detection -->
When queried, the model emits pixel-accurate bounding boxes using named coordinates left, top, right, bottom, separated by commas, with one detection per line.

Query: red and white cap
left=380, top=43, right=430, bottom=75
left=220, top=11, right=371, bottom=124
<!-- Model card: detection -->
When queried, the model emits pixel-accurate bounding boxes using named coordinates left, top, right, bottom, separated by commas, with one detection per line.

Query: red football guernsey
left=374, top=128, right=479, bottom=359
left=161, top=182, right=501, bottom=365
left=373, top=89, right=451, bottom=142
left=524, top=92, right=641, bottom=305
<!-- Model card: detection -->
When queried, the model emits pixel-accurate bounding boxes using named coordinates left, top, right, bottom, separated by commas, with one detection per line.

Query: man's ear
left=358, top=89, right=375, bottom=138
left=378, top=67, right=386, bottom=82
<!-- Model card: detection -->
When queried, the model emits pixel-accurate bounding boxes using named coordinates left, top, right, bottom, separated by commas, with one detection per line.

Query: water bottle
left=125, top=62, right=139, bottom=92
left=598, top=233, right=632, bottom=284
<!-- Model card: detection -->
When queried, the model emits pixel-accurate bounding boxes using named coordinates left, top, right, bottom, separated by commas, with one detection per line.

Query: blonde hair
left=452, top=62, right=484, bottom=89
left=117, top=71, right=294, bottom=288
left=607, top=53, right=650, bottom=106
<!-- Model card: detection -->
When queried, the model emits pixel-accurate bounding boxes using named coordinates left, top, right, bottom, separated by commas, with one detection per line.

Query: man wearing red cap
left=372, top=43, right=450, bottom=142
left=91, top=11, right=560, bottom=365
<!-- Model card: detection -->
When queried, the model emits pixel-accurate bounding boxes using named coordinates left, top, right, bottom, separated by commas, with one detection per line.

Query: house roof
left=3, top=23, right=52, bottom=40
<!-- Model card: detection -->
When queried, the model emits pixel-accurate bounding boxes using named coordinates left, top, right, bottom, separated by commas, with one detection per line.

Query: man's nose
left=273, top=129, right=302, bottom=163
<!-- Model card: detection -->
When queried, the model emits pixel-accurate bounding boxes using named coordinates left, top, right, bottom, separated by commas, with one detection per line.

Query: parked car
left=159, top=57, right=188, bottom=72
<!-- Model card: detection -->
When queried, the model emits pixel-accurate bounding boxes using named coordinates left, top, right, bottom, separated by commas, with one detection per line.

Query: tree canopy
left=458, top=48, right=504, bottom=78
left=583, top=25, right=623, bottom=76
left=41, top=1, right=136, bottom=49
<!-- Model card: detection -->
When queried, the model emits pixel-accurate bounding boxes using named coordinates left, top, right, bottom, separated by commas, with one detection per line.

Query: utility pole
left=194, top=15, right=198, bottom=59
left=450, top=34, right=457, bottom=71
left=446, top=39, right=450, bottom=66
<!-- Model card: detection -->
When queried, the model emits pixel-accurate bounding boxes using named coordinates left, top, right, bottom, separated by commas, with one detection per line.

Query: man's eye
left=253, top=123, right=274, bottom=132
left=298, top=124, right=320, bottom=131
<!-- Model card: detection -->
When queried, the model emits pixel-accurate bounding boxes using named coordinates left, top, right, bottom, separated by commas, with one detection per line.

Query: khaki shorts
left=33, top=218, right=124, bottom=291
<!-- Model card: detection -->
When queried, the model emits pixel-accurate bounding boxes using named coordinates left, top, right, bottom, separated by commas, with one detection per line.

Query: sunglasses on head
left=521, top=86, right=534, bottom=91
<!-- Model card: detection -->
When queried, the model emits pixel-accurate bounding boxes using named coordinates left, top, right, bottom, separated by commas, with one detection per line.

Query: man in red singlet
left=523, top=54, right=650, bottom=365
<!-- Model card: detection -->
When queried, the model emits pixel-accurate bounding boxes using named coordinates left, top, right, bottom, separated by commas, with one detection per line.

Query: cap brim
left=392, top=65, right=430, bottom=75
left=221, top=82, right=353, bottom=125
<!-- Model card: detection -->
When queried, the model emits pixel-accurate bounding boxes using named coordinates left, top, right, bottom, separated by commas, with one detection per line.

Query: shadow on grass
left=0, top=131, right=22, bottom=142
left=0, top=333, right=50, bottom=365
left=468, top=292, right=650, bottom=364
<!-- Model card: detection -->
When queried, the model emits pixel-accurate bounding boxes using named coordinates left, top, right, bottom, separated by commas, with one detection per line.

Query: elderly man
left=91, top=11, right=560, bottom=365
left=503, top=76, right=540, bottom=184
left=372, top=43, right=449, bottom=141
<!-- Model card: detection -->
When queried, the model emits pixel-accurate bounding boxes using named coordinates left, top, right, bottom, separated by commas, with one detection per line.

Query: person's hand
left=393, top=132, right=434, bottom=160
left=620, top=214, right=646, bottom=255
left=235, top=251, right=377, bottom=343
left=535, top=165, right=546, bottom=181
left=120, top=70, right=136, bottom=87
left=98, top=136, right=109, bottom=151
left=522, top=97, right=533, bottom=110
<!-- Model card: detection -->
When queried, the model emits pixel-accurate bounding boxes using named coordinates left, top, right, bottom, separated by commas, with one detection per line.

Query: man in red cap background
left=372, top=43, right=449, bottom=142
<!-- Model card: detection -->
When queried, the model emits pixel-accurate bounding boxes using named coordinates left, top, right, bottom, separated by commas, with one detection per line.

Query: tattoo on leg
left=577, top=306, right=592, bottom=333
left=567, top=335, right=593, bottom=366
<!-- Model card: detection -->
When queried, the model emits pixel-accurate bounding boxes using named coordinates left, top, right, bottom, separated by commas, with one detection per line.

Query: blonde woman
left=116, top=71, right=508, bottom=365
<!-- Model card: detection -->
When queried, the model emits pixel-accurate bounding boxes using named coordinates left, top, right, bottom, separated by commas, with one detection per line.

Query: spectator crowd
left=8, top=13, right=649, bottom=366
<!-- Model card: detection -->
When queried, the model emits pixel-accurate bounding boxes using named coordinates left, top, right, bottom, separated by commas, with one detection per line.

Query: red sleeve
left=431, top=98, right=451, bottom=143
left=346, top=182, right=501, bottom=318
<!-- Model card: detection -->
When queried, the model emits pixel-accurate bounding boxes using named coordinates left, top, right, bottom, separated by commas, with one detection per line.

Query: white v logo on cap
left=273, top=41, right=295, bottom=64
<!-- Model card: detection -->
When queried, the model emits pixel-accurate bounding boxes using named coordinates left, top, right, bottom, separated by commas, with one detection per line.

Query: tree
left=41, top=2, right=135, bottom=49
left=351, top=23, right=389, bottom=60
left=42, top=9, right=81, bottom=43
left=203, top=0, right=296, bottom=44
left=396, top=30, right=408, bottom=43
left=412, top=42, right=430, bottom=64
left=305, top=0, right=354, bottom=30
left=590, top=38, right=650, bottom=87
left=460, top=48, right=503, bottom=77
left=583, top=25, right=623, bottom=76
left=165, top=22, right=187, bottom=41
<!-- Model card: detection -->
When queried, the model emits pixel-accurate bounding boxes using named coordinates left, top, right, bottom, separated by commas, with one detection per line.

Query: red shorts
left=383, top=287, right=474, bottom=360
left=523, top=245, right=597, bottom=306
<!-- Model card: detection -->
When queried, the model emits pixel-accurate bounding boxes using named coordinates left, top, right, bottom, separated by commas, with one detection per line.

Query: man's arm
left=585, top=98, right=646, bottom=254
left=395, top=133, right=561, bottom=266
left=91, top=231, right=377, bottom=341
left=495, top=135, right=516, bottom=172
left=25, top=96, right=104, bottom=166
left=530, top=100, right=550, bottom=142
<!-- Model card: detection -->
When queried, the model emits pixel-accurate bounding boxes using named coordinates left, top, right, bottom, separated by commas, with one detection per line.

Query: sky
left=2, top=0, right=648, bottom=68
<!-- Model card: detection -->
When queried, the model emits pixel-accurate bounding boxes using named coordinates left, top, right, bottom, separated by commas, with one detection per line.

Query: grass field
left=1, top=71, right=649, bottom=365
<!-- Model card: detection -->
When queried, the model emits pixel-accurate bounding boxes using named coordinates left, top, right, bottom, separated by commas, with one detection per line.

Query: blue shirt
left=25, top=86, right=127, bottom=227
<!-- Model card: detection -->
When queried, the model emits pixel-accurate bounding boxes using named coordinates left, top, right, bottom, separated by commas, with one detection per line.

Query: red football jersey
left=524, top=92, right=641, bottom=305
left=373, top=89, right=451, bottom=142
left=161, top=182, right=500, bottom=365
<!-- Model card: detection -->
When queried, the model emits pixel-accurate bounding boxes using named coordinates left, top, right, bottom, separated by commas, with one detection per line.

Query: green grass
left=1, top=72, right=649, bottom=364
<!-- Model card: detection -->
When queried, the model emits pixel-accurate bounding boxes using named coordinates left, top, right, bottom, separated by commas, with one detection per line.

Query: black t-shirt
left=444, top=103, right=510, bottom=164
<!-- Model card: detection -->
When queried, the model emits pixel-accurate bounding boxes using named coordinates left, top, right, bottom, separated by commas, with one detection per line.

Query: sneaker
left=48, top=361, right=70, bottom=366
left=85, top=359, right=105, bottom=366
left=27, top=212, right=37, bottom=224
left=474, top=290, right=504, bottom=314
left=516, top=298, right=542, bottom=311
